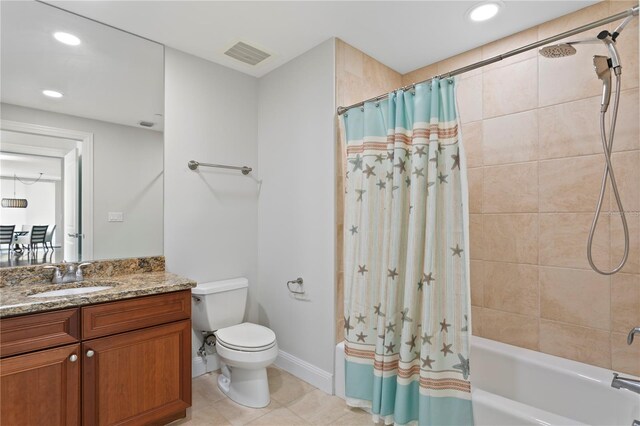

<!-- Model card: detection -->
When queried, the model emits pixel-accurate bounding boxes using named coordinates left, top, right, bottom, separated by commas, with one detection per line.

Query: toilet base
left=217, top=364, right=271, bottom=408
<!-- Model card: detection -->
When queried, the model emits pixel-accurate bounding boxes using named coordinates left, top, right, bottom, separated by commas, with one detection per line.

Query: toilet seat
left=215, top=322, right=276, bottom=352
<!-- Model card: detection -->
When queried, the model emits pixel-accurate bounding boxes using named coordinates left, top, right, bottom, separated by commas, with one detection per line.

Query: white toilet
left=191, top=278, right=278, bottom=408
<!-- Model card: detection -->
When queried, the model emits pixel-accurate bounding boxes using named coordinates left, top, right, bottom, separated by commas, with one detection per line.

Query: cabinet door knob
left=69, top=354, right=78, bottom=362
left=86, top=350, right=95, bottom=358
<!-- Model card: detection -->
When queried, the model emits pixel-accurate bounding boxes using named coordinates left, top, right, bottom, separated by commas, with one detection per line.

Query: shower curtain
left=342, top=78, right=473, bottom=425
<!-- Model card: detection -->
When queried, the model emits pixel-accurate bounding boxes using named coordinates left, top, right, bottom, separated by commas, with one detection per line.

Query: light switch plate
left=108, top=212, right=124, bottom=222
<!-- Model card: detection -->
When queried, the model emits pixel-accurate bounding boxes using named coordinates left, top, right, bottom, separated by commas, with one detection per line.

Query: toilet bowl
left=214, top=322, right=278, bottom=408
left=191, top=278, right=278, bottom=408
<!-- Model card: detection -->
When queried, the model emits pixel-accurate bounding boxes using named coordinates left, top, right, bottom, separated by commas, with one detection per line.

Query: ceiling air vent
left=224, top=42, right=270, bottom=66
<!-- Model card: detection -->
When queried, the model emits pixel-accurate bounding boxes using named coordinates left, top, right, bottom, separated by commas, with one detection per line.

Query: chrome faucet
left=44, top=262, right=92, bottom=284
left=611, top=373, right=640, bottom=394
left=611, top=327, right=640, bottom=398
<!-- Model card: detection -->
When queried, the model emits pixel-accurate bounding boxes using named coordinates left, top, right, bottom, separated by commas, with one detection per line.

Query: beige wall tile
left=457, top=75, right=483, bottom=123
left=539, top=320, right=611, bottom=369
left=611, top=331, right=640, bottom=376
left=480, top=308, right=539, bottom=350
left=342, top=43, right=363, bottom=78
left=538, top=40, right=605, bottom=107
left=538, top=2, right=610, bottom=40
left=437, top=48, right=483, bottom=79
left=539, top=213, right=610, bottom=269
left=337, top=71, right=364, bottom=107
left=402, top=64, right=438, bottom=87
left=538, top=96, right=604, bottom=159
left=470, top=214, right=483, bottom=260
left=483, top=261, right=539, bottom=316
left=363, top=55, right=402, bottom=100
left=611, top=89, right=640, bottom=152
left=462, top=121, right=483, bottom=168
left=540, top=266, right=610, bottom=330
left=483, top=214, right=538, bottom=263
left=611, top=273, right=640, bottom=333
left=611, top=214, right=640, bottom=274
left=539, top=154, right=609, bottom=213
left=610, top=151, right=640, bottom=213
left=483, top=110, right=538, bottom=165
left=482, top=27, right=538, bottom=71
left=484, top=58, right=537, bottom=118
left=468, top=167, right=483, bottom=214
left=471, top=306, right=483, bottom=336
left=483, top=162, right=538, bottom=213
left=470, top=260, right=484, bottom=307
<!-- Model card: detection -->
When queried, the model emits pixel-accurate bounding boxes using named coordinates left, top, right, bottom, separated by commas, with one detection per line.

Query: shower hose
left=587, top=71, right=630, bottom=275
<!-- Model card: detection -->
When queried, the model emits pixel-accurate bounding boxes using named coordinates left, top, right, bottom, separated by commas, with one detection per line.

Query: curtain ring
left=360, top=106, right=365, bottom=112
left=375, top=101, right=380, bottom=108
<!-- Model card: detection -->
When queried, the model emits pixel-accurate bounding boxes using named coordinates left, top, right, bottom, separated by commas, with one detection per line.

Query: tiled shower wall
left=335, top=1, right=640, bottom=376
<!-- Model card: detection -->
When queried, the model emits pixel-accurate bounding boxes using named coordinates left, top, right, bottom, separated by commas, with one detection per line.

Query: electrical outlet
left=108, top=212, right=124, bottom=222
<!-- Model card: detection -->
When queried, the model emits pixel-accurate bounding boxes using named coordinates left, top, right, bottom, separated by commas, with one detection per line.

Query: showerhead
left=593, top=55, right=612, bottom=112
left=538, top=43, right=577, bottom=58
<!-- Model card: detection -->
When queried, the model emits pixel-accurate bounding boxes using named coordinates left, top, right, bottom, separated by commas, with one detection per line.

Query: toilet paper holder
left=287, top=277, right=304, bottom=295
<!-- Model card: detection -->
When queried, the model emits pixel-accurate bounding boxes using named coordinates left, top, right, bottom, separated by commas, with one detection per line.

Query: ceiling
left=0, top=130, right=73, bottom=180
left=1, top=1, right=164, bottom=131
left=48, top=1, right=598, bottom=78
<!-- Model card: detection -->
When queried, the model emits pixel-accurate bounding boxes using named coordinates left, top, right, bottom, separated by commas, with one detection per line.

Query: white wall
left=0, top=103, right=164, bottom=260
left=163, top=48, right=260, bottom=372
left=257, top=39, right=336, bottom=390
left=0, top=177, right=57, bottom=234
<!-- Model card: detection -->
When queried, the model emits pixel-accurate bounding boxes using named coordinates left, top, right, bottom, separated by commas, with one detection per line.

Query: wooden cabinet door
left=82, top=320, right=191, bottom=425
left=0, top=344, right=81, bottom=426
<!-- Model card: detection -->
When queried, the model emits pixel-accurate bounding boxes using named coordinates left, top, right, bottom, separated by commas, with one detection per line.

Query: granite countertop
left=0, top=271, right=196, bottom=318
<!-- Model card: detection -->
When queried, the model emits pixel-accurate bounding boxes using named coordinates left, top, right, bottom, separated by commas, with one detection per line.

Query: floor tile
left=269, top=369, right=316, bottom=405
left=288, top=389, right=352, bottom=425
left=248, top=407, right=311, bottom=425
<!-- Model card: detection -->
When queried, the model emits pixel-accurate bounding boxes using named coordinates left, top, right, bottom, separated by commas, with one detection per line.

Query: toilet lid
left=215, top=322, right=276, bottom=350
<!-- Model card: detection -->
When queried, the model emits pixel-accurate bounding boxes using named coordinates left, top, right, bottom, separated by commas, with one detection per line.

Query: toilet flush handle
left=287, top=277, right=305, bottom=295
left=192, top=295, right=201, bottom=302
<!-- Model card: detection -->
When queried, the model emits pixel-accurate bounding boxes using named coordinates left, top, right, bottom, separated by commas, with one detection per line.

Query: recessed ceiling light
left=467, top=1, right=503, bottom=22
left=42, top=90, right=63, bottom=98
left=53, top=32, right=81, bottom=46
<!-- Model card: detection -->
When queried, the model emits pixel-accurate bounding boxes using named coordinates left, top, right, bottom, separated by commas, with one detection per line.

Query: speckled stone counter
left=0, top=257, right=196, bottom=318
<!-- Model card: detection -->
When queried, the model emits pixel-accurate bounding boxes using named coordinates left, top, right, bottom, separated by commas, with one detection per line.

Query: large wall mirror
left=0, top=1, right=164, bottom=267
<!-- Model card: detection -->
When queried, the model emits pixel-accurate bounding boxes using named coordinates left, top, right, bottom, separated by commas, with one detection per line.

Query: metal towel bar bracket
left=188, top=160, right=252, bottom=175
left=287, top=277, right=304, bottom=295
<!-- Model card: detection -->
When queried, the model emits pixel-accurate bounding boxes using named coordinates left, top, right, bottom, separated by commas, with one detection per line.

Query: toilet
left=191, top=278, right=278, bottom=408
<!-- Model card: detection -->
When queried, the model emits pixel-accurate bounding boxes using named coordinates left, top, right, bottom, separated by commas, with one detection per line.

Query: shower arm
left=336, top=5, right=639, bottom=115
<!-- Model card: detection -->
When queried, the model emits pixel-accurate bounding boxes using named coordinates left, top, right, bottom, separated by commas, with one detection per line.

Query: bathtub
left=334, top=336, right=640, bottom=425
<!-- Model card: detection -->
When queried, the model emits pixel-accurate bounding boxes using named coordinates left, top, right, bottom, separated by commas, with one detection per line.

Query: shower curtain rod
left=336, top=5, right=639, bottom=115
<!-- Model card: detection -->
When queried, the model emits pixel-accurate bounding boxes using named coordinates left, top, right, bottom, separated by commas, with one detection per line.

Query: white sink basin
left=28, top=286, right=112, bottom=298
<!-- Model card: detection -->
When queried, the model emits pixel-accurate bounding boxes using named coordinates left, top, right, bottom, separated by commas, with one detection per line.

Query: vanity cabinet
left=0, top=290, right=191, bottom=426
left=0, top=344, right=81, bottom=426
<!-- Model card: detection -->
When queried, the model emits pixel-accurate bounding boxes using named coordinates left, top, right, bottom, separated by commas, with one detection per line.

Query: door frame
left=0, top=120, right=94, bottom=260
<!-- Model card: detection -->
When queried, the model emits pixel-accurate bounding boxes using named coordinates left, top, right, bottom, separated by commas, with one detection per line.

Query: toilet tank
left=191, top=278, right=248, bottom=332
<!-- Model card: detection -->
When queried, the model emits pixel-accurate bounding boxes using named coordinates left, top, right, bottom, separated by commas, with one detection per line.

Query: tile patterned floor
left=170, top=366, right=374, bottom=426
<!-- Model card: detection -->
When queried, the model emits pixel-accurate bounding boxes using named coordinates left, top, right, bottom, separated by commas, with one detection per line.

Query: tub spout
left=611, top=373, right=640, bottom=394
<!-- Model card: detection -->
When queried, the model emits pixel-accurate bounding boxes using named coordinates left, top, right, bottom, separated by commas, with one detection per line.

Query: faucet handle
left=76, top=262, right=92, bottom=280
left=627, top=327, right=640, bottom=345
left=43, top=265, right=63, bottom=283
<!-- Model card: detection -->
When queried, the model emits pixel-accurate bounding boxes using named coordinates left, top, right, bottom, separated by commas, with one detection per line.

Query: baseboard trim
left=274, top=350, right=334, bottom=394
